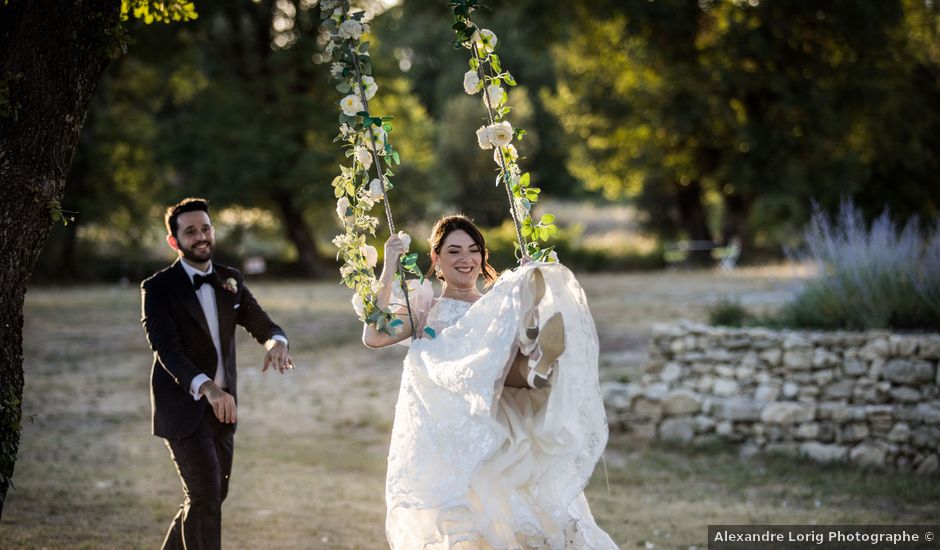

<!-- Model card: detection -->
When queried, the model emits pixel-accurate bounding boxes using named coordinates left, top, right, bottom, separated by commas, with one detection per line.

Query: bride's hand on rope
left=363, top=232, right=418, bottom=349
left=382, top=233, right=408, bottom=277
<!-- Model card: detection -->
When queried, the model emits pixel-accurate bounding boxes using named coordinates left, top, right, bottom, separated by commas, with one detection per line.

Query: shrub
left=781, top=201, right=940, bottom=331
left=913, top=221, right=940, bottom=316
left=707, top=298, right=755, bottom=327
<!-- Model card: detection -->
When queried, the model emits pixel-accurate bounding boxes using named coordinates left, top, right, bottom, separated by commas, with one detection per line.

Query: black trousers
left=161, top=408, right=235, bottom=550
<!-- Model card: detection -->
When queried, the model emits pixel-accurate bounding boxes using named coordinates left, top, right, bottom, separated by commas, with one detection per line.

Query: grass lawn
left=3, top=267, right=937, bottom=548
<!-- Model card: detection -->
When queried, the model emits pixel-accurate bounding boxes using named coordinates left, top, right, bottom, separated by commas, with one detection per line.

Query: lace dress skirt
left=385, top=263, right=618, bottom=549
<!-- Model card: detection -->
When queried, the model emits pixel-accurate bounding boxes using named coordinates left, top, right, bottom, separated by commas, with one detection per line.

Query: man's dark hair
left=165, top=198, right=210, bottom=238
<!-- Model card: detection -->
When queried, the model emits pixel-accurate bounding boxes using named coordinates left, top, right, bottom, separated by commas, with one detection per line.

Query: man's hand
left=200, top=381, right=236, bottom=424
left=263, top=340, right=294, bottom=373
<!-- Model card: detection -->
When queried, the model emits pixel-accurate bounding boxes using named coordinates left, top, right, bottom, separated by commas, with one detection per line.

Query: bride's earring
left=434, top=264, right=442, bottom=278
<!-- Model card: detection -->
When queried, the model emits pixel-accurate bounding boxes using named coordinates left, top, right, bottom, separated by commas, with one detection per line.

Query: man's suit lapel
left=213, top=267, right=237, bottom=357
left=169, top=260, right=214, bottom=341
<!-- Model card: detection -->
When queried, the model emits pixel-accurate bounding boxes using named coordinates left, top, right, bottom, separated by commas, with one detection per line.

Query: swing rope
left=470, top=41, right=529, bottom=259
left=347, top=42, right=418, bottom=341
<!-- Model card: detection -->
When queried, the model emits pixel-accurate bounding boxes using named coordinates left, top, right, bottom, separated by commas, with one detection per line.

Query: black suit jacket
left=141, top=260, right=286, bottom=439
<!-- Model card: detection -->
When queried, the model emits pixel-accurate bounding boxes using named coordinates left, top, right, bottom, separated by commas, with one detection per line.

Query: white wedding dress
left=385, top=263, right=618, bottom=549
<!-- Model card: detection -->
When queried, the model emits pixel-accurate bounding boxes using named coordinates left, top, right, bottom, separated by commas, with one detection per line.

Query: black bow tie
left=192, top=273, right=218, bottom=291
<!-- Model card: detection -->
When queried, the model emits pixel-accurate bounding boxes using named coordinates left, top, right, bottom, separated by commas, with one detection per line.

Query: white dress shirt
left=181, top=260, right=286, bottom=400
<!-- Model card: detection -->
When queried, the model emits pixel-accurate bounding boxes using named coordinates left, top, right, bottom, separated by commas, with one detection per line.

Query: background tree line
left=35, top=0, right=940, bottom=281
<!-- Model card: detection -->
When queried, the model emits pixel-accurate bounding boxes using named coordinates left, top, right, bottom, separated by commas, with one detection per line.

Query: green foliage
left=48, top=199, right=75, bottom=226
left=707, top=298, right=755, bottom=328
left=776, top=283, right=851, bottom=331
left=547, top=0, right=940, bottom=251
left=121, top=0, right=197, bottom=24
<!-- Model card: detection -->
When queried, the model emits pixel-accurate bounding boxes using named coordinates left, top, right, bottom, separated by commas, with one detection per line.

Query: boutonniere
left=222, top=277, right=238, bottom=294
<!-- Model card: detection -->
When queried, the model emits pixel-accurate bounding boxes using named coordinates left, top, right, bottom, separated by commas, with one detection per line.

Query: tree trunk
left=272, top=191, right=328, bottom=278
left=0, top=0, right=120, bottom=517
left=673, top=179, right=713, bottom=265
left=721, top=193, right=753, bottom=257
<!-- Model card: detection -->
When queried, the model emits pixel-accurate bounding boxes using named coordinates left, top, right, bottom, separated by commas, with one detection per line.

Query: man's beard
left=180, top=241, right=214, bottom=263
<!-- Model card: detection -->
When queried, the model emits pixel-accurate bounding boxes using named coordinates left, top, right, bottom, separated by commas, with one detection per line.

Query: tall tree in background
left=155, top=0, right=334, bottom=276
left=548, top=0, right=940, bottom=255
left=40, top=53, right=176, bottom=279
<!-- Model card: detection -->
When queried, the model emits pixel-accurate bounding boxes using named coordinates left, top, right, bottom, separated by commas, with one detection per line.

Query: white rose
left=338, top=19, right=363, bottom=40
left=476, top=125, right=493, bottom=150
left=368, top=178, right=385, bottom=200
left=487, top=121, right=514, bottom=147
left=335, top=196, right=351, bottom=221
left=340, top=94, right=363, bottom=116
left=463, top=70, right=481, bottom=95
left=361, top=244, right=378, bottom=268
left=359, top=75, right=378, bottom=100
left=397, top=231, right=411, bottom=252
left=356, top=147, right=372, bottom=170
left=486, top=84, right=504, bottom=106
left=472, top=28, right=497, bottom=52
left=493, top=143, right=518, bottom=165
left=548, top=251, right=559, bottom=263
left=330, top=62, right=344, bottom=78
left=351, top=293, right=365, bottom=317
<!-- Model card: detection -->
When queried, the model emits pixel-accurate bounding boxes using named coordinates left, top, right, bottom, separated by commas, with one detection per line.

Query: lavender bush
left=913, top=222, right=940, bottom=316
left=781, top=201, right=940, bottom=330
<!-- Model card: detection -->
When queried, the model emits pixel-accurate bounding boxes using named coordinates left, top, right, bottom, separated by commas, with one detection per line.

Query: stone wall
left=602, top=321, right=940, bottom=474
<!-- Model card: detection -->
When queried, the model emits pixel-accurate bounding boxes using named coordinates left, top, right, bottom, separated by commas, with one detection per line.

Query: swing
left=321, top=0, right=559, bottom=339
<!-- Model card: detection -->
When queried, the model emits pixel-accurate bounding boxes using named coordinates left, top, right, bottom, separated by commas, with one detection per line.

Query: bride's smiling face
left=434, top=229, right=483, bottom=288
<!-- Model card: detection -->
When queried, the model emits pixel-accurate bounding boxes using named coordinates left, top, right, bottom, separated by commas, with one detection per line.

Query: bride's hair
left=426, top=214, right=498, bottom=285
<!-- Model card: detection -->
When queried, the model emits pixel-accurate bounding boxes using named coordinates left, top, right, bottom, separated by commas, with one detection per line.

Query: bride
left=363, top=214, right=618, bottom=549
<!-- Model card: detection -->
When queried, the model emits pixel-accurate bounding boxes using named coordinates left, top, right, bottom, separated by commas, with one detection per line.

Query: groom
left=141, top=197, right=294, bottom=550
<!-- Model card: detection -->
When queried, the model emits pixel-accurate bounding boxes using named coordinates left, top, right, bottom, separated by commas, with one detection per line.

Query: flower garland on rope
left=449, top=0, right=559, bottom=262
left=321, top=0, right=422, bottom=336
